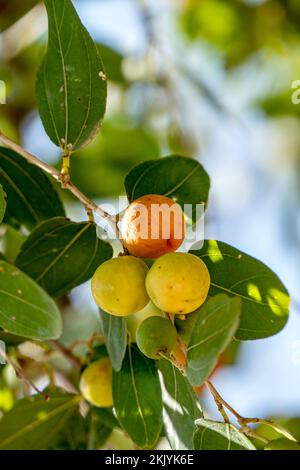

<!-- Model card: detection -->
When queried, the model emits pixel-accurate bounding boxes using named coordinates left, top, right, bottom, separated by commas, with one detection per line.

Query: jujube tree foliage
left=0, top=0, right=296, bottom=451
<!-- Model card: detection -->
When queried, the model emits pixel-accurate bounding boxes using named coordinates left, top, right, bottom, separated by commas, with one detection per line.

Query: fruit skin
left=91, top=256, right=149, bottom=316
left=126, top=301, right=163, bottom=343
left=146, top=252, right=210, bottom=314
left=136, top=316, right=177, bottom=359
left=121, top=194, right=185, bottom=259
left=79, top=358, right=113, bottom=408
left=264, top=438, right=300, bottom=450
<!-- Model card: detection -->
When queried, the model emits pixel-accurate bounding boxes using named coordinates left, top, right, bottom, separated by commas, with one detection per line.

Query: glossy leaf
left=0, top=184, right=6, bottom=223
left=253, top=417, right=300, bottom=449
left=0, top=394, right=80, bottom=450
left=158, top=359, right=202, bottom=450
left=36, top=0, right=107, bottom=151
left=125, top=155, right=210, bottom=220
left=0, top=330, right=28, bottom=346
left=264, top=438, right=300, bottom=450
left=16, top=217, right=113, bottom=298
left=89, top=409, right=113, bottom=449
left=53, top=409, right=111, bottom=450
left=187, top=295, right=241, bottom=386
left=1, top=225, right=25, bottom=263
left=175, top=308, right=201, bottom=344
left=92, top=407, right=120, bottom=430
left=190, top=240, right=290, bottom=340
left=0, top=260, right=62, bottom=340
left=0, top=147, right=65, bottom=229
left=99, top=309, right=127, bottom=372
left=193, top=419, right=256, bottom=450
left=113, top=344, right=163, bottom=448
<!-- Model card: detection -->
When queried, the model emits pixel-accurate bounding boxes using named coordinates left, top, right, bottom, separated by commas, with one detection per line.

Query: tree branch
left=0, top=131, right=118, bottom=232
left=158, top=347, right=293, bottom=444
left=0, top=348, right=49, bottom=400
left=205, top=380, right=296, bottom=443
left=205, top=380, right=243, bottom=422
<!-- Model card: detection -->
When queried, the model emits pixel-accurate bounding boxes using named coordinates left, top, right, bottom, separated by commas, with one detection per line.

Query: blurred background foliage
left=0, top=0, right=300, bottom=449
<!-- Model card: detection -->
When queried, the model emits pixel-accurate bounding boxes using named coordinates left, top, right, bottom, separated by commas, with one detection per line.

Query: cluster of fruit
left=80, top=194, right=211, bottom=407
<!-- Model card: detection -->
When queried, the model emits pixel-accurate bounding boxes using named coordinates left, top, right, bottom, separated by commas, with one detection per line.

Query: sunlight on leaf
left=0, top=389, right=14, bottom=412
left=267, top=289, right=290, bottom=317
left=206, top=240, right=224, bottom=263
left=37, top=411, right=49, bottom=421
left=247, top=283, right=262, bottom=302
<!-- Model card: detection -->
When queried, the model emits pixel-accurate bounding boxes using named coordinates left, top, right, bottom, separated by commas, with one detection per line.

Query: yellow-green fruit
left=136, top=316, right=177, bottom=359
left=126, top=301, right=163, bottom=343
left=91, top=256, right=149, bottom=316
left=264, top=438, right=300, bottom=450
left=146, top=252, right=210, bottom=314
left=79, top=358, right=113, bottom=408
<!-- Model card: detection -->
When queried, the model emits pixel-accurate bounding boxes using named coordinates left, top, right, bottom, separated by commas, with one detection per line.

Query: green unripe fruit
left=79, top=358, right=113, bottom=408
left=264, top=438, right=300, bottom=450
left=136, top=316, right=177, bottom=359
left=91, top=256, right=149, bottom=316
left=146, top=252, right=210, bottom=315
left=126, top=301, right=163, bottom=343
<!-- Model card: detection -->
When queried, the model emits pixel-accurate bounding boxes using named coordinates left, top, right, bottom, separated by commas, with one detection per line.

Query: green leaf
left=158, top=359, right=202, bottom=450
left=1, top=225, right=25, bottom=263
left=125, top=155, right=210, bottom=220
left=190, top=240, right=290, bottom=340
left=112, top=344, right=163, bottom=448
left=16, top=217, right=113, bottom=298
left=37, top=0, right=107, bottom=151
left=0, top=330, right=28, bottom=346
left=89, top=409, right=113, bottom=449
left=0, top=394, right=80, bottom=450
left=187, top=294, right=241, bottom=386
left=52, top=409, right=111, bottom=450
left=253, top=417, right=300, bottom=449
left=175, top=308, right=201, bottom=344
left=0, top=260, right=62, bottom=340
left=193, top=419, right=256, bottom=450
left=92, top=407, right=120, bottom=430
left=99, top=309, right=127, bottom=372
left=0, top=184, right=7, bottom=223
left=0, top=147, right=65, bottom=229
left=264, top=438, right=300, bottom=450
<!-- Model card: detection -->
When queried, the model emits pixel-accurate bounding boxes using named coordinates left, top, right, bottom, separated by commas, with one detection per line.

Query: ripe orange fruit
left=121, top=194, right=185, bottom=259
